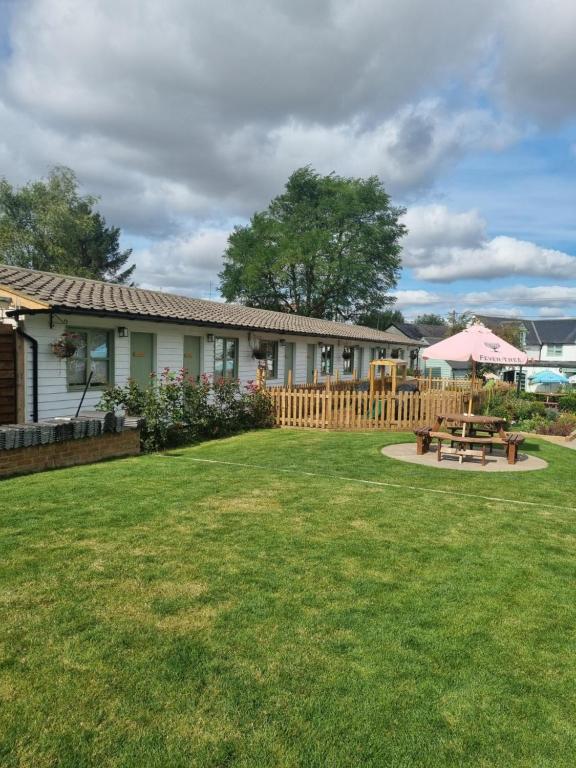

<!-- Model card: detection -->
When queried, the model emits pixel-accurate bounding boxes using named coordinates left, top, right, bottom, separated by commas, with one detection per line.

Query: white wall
left=18, top=313, right=413, bottom=420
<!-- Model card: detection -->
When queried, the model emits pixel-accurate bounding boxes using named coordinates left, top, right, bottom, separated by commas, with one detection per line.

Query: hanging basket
left=51, top=332, right=80, bottom=359
left=252, top=349, right=267, bottom=360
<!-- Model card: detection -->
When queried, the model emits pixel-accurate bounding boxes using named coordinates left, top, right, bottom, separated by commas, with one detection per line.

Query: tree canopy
left=219, top=167, right=405, bottom=322
left=446, top=310, right=473, bottom=334
left=358, top=308, right=404, bottom=331
left=0, top=167, right=134, bottom=283
left=415, top=313, right=446, bottom=326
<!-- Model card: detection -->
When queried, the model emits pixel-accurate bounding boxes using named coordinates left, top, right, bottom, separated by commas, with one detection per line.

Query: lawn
left=1, top=430, right=576, bottom=767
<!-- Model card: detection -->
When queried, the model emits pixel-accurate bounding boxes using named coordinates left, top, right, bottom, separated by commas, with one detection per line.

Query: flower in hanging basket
left=252, top=348, right=267, bottom=360
left=342, top=350, right=352, bottom=360
left=51, top=331, right=81, bottom=359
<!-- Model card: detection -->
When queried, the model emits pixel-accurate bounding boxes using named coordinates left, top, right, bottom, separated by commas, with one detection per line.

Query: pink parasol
left=422, top=323, right=527, bottom=413
left=422, top=323, right=527, bottom=366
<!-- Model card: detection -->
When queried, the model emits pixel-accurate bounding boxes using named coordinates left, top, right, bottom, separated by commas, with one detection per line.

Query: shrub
left=536, top=413, right=576, bottom=436
left=99, top=370, right=275, bottom=451
left=483, top=390, right=546, bottom=423
left=558, top=394, right=576, bottom=413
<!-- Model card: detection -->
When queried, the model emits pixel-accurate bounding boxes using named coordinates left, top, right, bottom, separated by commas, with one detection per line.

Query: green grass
left=1, top=429, right=576, bottom=767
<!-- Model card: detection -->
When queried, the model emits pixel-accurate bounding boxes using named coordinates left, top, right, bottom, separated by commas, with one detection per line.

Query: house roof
left=389, top=322, right=447, bottom=344
left=475, top=315, right=576, bottom=346
left=0, top=264, right=404, bottom=344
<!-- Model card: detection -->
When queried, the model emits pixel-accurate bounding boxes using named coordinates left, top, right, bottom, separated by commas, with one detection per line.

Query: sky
left=0, top=0, right=575, bottom=320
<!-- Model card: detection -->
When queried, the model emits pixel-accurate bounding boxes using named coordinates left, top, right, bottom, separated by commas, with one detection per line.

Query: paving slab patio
left=381, top=442, right=548, bottom=472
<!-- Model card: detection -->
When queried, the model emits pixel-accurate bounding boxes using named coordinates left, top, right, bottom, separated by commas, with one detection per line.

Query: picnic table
left=415, top=413, right=524, bottom=465
left=433, top=413, right=507, bottom=438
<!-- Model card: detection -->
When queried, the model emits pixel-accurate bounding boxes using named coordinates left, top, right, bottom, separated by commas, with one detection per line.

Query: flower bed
left=98, top=369, right=275, bottom=451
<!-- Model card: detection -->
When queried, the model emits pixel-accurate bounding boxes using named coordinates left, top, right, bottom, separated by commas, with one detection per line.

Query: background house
left=474, top=315, right=576, bottom=391
left=385, top=322, right=471, bottom=379
left=0, top=265, right=421, bottom=423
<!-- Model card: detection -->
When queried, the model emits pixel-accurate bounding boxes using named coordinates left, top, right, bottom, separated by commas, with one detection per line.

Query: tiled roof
left=393, top=322, right=424, bottom=340
left=475, top=314, right=576, bottom=346
left=0, top=264, right=407, bottom=344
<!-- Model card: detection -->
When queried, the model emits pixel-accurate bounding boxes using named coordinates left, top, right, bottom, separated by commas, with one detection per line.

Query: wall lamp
left=117, top=326, right=128, bottom=338
left=207, top=333, right=215, bottom=343
left=279, top=339, right=286, bottom=347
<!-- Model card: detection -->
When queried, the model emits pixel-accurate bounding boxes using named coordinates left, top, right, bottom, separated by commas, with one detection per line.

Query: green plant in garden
left=98, top=370, right=275, bottom=451
left=558, top=394, right=576, bottom=413
left=483, top=390, right=546, bottom=423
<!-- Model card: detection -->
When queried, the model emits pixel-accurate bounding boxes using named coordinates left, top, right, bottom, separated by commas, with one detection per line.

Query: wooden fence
left=267, top=387, right=475, bottom=431
left=267, top=376, right=479, bottom=395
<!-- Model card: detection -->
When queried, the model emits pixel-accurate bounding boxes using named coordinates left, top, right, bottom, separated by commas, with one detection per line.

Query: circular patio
left=381, top=442, right=548, bottom=472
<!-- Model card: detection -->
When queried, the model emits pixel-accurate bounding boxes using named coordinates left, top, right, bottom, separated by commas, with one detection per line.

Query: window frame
left=214, top=336, right=239, bottom=379
left=66, top=328, right=114, bottom=390
left=546, top=344, right=563, bottom=357
left=372, top=346, right=387, bottom=360
left=259, top=340, right=278, bottom=379
left=320, top=344, right=334, bottom=376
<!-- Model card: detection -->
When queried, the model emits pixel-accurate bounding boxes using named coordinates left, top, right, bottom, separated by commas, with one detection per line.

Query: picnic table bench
left=415, top=425, right=525, bottom=465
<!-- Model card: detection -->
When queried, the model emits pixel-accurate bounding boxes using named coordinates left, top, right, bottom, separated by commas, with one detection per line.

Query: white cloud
left=392, top=290, right=443, bottom=308
left=402, top=205, right=576, bottom=282
left=464, top=285, right=576, bottom=307
left=133, top=227, right=229, bottom=297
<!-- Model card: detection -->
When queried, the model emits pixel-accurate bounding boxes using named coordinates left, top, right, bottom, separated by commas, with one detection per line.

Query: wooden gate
left=0, top=325, right=17, bottom=425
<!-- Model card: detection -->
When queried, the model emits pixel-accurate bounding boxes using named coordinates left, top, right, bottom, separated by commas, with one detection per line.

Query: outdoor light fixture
left=207, top=333, right=215, bottom=343
left=117, top=326, right=128, bottom=338
left=279, top=339, right=286, bottom=347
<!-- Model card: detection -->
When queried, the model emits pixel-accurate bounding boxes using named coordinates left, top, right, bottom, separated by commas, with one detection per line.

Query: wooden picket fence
left=267, top=387, right=474, bottom=431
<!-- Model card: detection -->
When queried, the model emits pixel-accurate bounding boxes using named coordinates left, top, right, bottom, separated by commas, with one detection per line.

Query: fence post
left=313, top=368, right=318, bottom=385
left=287, top=368, right=293, bottom=388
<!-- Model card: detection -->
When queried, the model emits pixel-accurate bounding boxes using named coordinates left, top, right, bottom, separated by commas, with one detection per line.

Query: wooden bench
left=414, top=428, right=525, bottom=465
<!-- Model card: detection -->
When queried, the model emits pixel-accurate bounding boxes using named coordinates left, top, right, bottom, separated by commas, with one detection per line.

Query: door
left=0, top=325, right=17, bottom=425
left=130, top=332, right=155, bottom=388
left=183, top=336, right=202, bottom=381
left=306, top=344, right=316, bottom=383
left=284, top=342, right=295, bottom=385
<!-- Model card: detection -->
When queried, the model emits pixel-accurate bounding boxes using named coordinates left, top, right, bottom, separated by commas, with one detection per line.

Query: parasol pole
left=468, top=359, right=476, bottom=415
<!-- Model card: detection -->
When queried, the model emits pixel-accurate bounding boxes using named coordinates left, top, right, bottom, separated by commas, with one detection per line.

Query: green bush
left=483, top=390, right=546, bottom=423
left=558, top=394, right=576, bottom=413
left=99, top=369, right=275, bottom=451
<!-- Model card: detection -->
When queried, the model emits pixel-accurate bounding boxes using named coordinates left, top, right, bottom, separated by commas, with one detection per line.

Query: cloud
left=464, top=284, right=576, bottom=308
left=402, top=205, right=576, bottom=282
left=0, top=0, right=517, bottom=234
left=495, top=0, right=576, bottom=123
left=133, top=227, right=229, bottom=297
left=392, top=290, right=443, bottom=308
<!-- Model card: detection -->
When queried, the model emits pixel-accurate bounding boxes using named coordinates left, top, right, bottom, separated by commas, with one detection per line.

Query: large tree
left=415, top=313, right=446, bottom=326
left=358, top=308, right=404, bottom=331
left=0, top=166, right=134, bottom=283
left=219, top=167, right=405, bottom=322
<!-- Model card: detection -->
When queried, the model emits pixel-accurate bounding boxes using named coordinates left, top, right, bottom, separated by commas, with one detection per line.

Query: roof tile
left=0, top=265, right=410, bottom=344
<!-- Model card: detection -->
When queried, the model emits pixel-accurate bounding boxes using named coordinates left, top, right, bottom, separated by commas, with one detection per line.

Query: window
left=391, top=347, right=405, bottom=360
left=320, top=344, right=334, bottom=375
left=66, top=329, right=112, bottom=388
left=546, top=344, right=563, bottom=357
left=429, top=367, right=442, bottom=378
left=259, top=340, right=278, bottom=378
left=372, top=347, right=386, bottom=360
left=214, top=337, right=238, bottom=378
left=342, top=346, right=354, bottom=374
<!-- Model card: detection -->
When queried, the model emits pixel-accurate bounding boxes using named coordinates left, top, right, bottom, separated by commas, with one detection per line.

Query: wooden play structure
left=368, top=359, right=409, bottom=397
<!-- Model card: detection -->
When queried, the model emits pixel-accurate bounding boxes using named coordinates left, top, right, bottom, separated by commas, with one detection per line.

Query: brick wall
left=0, top=429, right=140, bottom=479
